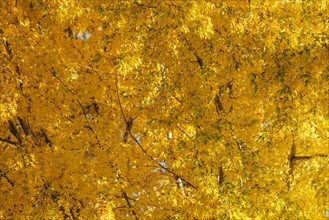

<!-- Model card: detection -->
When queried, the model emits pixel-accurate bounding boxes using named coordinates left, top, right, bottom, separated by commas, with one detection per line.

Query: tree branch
left=40, top=127, right=52, bottom=146
left=287, top=140, right=296, bottom=190
left=218, top=165, right=224, bottom=186
left=3, top=174, right=15, bottom=187
left=177, top=126, right=191, bottom=139
left=214, top=94, right=224, bottom=115
left=17, top=117, right=32, bottom=136
left=121, top=188, right=139, bottom=219
left=0, top=137, right=18, bottom=145
left=77, top=98, right=89, bottom=120
left=293, top=154, right=328, bottom=160
left=115, top=72, right=197, bottom=190
left=0, top=171, right=15, bottom=187
left=8, top=120, right=22, bottom=144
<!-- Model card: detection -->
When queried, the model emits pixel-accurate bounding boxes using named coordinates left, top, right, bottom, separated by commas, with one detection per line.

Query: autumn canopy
left=0, top=0, right=328, bottom=219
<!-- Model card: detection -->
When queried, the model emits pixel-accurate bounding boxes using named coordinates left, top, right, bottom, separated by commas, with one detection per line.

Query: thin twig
left=40, top=127, right=52, bottom=146
left=177, top=126, right=191, bottom=138
left=0, top=170, right=15, bottom=187
left=115, top=72, right=197, bottom=190
left=77, top=98, right=88, bottom=120
left=121, top=189, right=138, bottom=219
left=77, top=98, right=94, bottom=132
left=3, top=174, right=14, bottom=187
left=293, top=154, right=328, bottom=160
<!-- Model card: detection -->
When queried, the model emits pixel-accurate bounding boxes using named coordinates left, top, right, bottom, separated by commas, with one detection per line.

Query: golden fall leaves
left=1, top=0, right=329, bottom=219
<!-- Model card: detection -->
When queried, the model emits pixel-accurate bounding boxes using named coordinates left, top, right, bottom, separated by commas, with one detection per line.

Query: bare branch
left=0, top=170, right=15, bottom=187
left=288, top=143, right=296, bottom=162
left=218, top=165, right=224, bottom=186
left=40, top=127, right=52, bottom=146
left=177, top=126, right=191, bottom=138
left=17, top=117, right=32, bottom=136
left=3, top=174, right=14, bottom=187
left=294, top=154, right=328, bottom=160
left=8, top=120, right=22, bottom=144
left=214, top=94, right=224, bottom=115
left=115, top=72, right=197, bottom=190
left=121, top=189, right=139, bottom=220
left=77, top=99, right=94, bottom=132
left=77, top=98, right=88, bottom=120
left=287, top=141, right=296, bottom=190
left=123, top=117, right=134, bottom=143
left=0, top=137, right=18, bottom=145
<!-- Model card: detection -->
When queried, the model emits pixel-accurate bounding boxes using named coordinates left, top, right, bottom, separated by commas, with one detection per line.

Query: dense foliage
left=1, top=0, right=328, bottom=219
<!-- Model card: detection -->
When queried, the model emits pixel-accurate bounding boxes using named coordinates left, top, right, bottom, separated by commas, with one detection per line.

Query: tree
left=1, top=0, right=328, bottom=219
